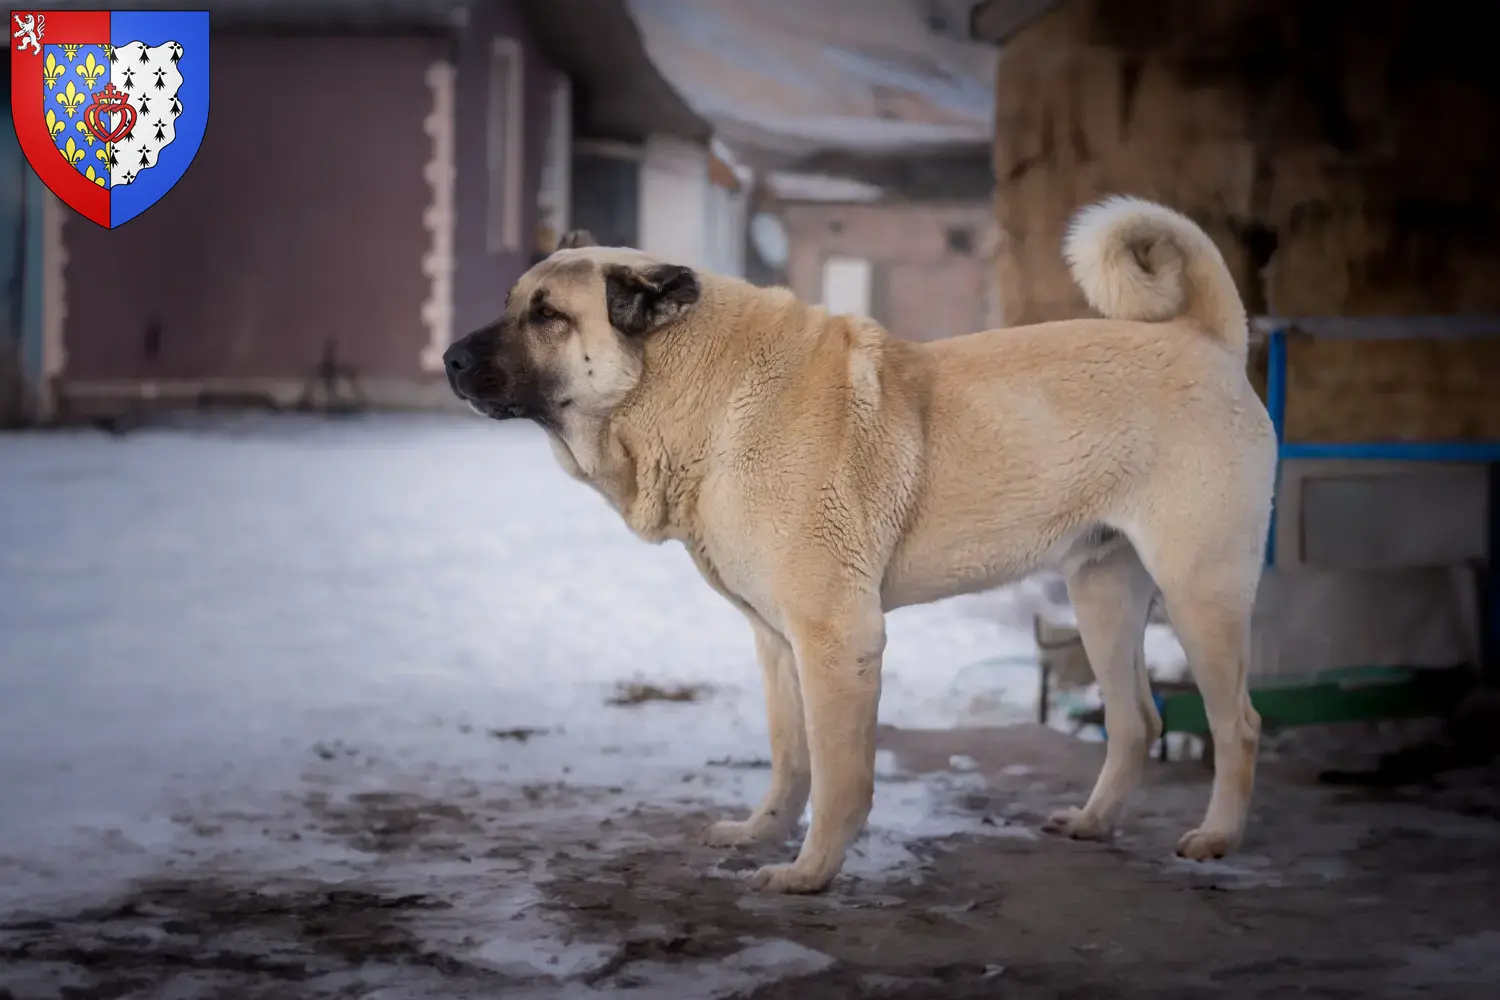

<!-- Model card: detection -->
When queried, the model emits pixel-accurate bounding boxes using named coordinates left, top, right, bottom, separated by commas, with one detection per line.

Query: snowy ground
left=4, top=415, right=1499, bottom=999
left=0, top=413, right=1079, bottom=997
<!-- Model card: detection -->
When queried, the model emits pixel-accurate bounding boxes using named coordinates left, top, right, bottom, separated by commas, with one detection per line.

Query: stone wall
left=992, top=0, right=1500, bottom=441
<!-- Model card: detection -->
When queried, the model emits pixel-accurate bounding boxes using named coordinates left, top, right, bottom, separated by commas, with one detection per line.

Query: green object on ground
left=1154, top=664, right=1474, bottom=735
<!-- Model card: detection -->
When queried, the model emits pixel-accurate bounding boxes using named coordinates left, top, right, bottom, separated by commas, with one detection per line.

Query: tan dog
left=442, top=196, right=1277, bottom=894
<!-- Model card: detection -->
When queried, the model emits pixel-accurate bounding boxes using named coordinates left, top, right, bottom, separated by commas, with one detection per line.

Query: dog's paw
left=1042, top=806, right=1112, bottom=841
left=1175, top=827, right=1238, bottom=861
left=703, top=818, right=786, bottom=848
left=748, top=863, right=833, bottom=895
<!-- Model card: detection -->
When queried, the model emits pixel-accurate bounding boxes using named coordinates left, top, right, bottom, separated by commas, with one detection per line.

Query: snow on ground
left=0, top=413, right=1094, bottom=996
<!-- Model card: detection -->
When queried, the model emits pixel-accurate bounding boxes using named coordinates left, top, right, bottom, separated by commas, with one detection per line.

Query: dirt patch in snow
left=4, top=726, right=1500, bottom=1000
left=0, top=882, right=513, bottom=1000
left=607, top=681, right=714, bottom=706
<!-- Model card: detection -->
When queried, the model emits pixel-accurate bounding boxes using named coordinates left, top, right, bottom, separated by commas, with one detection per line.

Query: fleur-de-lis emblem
left=55, top=82, right=87, bottom=118
left=103, top=43, right=115, bottom=63
left=61, top=44, right=82, bottom=62
left=43, top=53, right=65, bottom=91
left=74, top=119, right=97, bottom=146
left=84, top=166, right=106, bottom=187
left=45, top=110, right=65, bottom=141
left=59, top=137, right=85, bottom=166
left=75, top=52, right=106, bottom=89
left=94, top=143, right=114, bottom=168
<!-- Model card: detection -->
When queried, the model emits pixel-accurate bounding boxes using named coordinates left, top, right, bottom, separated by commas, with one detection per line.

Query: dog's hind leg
left=748, top=599, right=884, bottom=894
left=704, top=619, right=810, bottom=847
left=1044, top=543, right=1159, bottom=840
left=1135, top=527, right=1264, bottom=860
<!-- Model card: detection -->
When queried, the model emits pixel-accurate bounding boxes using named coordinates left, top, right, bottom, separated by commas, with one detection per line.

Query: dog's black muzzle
left=443, top=330, right=532, bottom=421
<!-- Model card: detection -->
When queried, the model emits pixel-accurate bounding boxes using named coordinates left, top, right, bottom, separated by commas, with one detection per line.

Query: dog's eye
left=535, top=305, right=562, bottom=322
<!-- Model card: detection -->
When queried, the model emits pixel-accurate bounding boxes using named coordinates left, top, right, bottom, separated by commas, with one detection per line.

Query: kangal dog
left=443, top=196, right=1276, bottom=894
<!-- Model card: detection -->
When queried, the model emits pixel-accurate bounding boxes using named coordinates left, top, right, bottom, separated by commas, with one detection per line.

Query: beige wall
left=778, top=201, right=1000, bottom=342
left=991, top=0, right=1500, bottom=328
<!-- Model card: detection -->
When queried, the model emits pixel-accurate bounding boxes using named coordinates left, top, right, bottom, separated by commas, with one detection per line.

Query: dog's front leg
left=749, top=603, right=884, bottom=894
left=704, top=619, right=810, bottom=846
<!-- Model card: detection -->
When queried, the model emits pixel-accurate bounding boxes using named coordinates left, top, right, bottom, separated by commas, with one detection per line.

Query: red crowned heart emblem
left=82, top=83, right=136, bottom=145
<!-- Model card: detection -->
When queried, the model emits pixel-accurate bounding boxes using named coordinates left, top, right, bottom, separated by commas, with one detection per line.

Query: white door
left=821, top=255, right=873, bottom=317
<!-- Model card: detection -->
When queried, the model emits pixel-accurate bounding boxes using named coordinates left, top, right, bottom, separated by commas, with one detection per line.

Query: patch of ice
left=511, top=938, right=836, bottom=1000
left=471, top=909, right=616, bottom=979
left=845, top=757, right=1036, bottom=882
left=1163, top=852, right=1285, bottom=888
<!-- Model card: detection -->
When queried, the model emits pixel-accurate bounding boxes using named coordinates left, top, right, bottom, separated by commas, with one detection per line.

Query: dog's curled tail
left=1063, top=196, right=1249, bottom=363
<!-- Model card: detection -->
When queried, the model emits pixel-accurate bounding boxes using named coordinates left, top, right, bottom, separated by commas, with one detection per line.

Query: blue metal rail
left=1260, top=317, right=1500, bottom=674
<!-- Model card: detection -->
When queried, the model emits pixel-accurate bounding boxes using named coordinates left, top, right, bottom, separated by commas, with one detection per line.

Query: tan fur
left=1064, top=196, right=1249, bottom=362
left=456, top=196, right=1277, bottom=894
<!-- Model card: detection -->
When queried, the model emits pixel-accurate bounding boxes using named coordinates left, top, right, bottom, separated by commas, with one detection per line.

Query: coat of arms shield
left=10, top=9, right=209, bottom=228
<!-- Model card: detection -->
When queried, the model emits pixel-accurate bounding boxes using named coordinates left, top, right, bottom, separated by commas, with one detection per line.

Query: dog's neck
left=545, top=399, right=703, bottom=544
left=548, top=277, right=812, bottom=543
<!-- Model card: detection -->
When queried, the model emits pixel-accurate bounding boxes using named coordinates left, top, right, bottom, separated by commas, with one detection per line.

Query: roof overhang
left=968, top=0, right=1067, bottom=45
left=762, top=145, right=995, bottom=203
left=622, top=1, right=996, bottom=164
left=517, top=0, right=712, bottom=144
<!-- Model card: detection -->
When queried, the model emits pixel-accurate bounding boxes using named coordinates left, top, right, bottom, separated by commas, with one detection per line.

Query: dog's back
left=885, top=199, right=1273, bottom=605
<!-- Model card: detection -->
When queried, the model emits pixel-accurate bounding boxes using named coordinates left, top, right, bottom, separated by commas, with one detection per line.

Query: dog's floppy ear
left=603, top=263, right=701, bottom=337
left=556, top=229, right=598, bottom=251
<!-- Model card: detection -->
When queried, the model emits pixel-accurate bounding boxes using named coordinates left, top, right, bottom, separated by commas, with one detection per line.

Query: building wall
left=992, top=0, right=1500, bottom=328
left=993, top=0, right=1500, bottom=444
left=0, top=106, right=26, bottom=425
left=60, top=35, right=447, bottom=394
left=0, top=100, right=48, bottom=424
left=572, top=135, right=748, bottom=278
left=0, top=340, right=20, bottom=427
left=451, top=0, right=561, bottom=336
left=780, top=200, right=999, bottom=342
left=638, top=136, right=709, bottom=266
left=703, top=181, right=744, bottom=277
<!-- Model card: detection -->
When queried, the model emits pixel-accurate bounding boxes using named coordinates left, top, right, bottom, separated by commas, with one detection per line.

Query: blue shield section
left=42, top=44, right=115, bottom=190
left=109, top=10, right=210, bottom=228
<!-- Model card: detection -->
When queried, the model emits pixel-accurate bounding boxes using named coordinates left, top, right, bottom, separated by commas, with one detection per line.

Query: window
left=821, top=255, right=874, bottom=318
left=570, top=144, right=641, bottom=250
left=486, top=37, right=524, bottom=254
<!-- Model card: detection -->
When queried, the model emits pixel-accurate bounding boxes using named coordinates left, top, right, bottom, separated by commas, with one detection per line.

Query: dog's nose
left=443, top=340, right=476, bottom=376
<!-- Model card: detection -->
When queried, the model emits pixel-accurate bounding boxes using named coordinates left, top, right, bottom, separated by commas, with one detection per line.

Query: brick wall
left=778, top=201, right=1001, bottom=342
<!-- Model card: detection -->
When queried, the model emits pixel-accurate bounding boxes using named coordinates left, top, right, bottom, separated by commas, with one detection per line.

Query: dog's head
left=443, top=231, right=701, bottom=426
